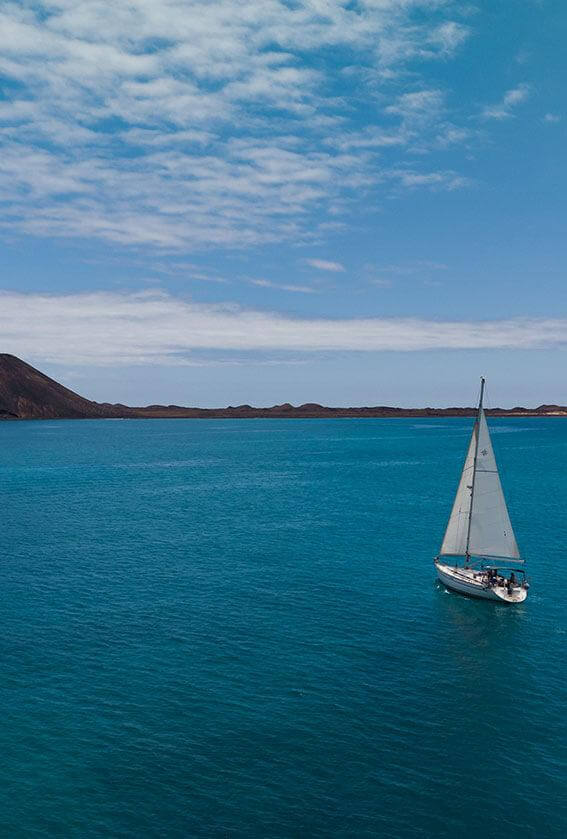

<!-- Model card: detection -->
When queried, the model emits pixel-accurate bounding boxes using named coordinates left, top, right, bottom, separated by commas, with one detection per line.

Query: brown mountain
left=1, top=353, right=566, bottom=420
left=0, top=354, right=119, bottom=419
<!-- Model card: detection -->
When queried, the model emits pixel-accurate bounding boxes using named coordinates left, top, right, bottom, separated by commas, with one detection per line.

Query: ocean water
left=0, top=417, right=565, bottom=838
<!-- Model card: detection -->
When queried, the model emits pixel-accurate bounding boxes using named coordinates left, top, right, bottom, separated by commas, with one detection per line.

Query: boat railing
left=438, top=562, right=527, bottom=589
left=475, top=570, right=528, bottom=590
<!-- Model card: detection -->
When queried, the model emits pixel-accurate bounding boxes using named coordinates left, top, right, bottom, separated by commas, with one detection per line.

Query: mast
left=464, top=377, right=485, bottom=564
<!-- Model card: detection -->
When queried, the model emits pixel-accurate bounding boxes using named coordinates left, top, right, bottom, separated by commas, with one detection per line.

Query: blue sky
left=1, top=0, right=566, bottom=406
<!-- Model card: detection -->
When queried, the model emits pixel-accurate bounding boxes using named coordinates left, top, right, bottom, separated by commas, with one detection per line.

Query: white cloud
left=328, top=127, right=408, bottom=152
left=2, top=290, right=567, bottom=366
left=304, top=259, right=345, bottom=272
left=250, top=279, right=316, bottom=293
left=386, top=169, right=469, bottom=191
left=543, top=113, right=561, bottom=124
left=0, top=1, right=474, bottom=250
left=386, top=90, right=445, bottom=125
left=482, top=84, right=531, bottom=120
left=428, top=21, right=470, bottom=53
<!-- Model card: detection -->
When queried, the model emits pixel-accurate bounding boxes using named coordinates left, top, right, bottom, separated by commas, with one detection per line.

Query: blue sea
left=1, top=418, right=565, bottom=838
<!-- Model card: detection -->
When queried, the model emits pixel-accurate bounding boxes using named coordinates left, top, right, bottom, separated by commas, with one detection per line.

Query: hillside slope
left=0, top=354, right=118, bottom=419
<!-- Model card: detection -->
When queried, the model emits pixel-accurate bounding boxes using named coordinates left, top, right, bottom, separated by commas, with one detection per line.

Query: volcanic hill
left=0, top=354, right=121, bottom=419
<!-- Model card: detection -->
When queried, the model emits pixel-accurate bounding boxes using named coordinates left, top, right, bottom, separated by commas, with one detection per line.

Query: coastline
left=2, top=355, right=567, bottom=420
left=3, top=407, right=567, bottom=421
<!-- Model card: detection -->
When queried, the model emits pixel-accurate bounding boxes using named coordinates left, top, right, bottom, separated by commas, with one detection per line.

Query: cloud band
left=1, top=290, right=564, bottom=365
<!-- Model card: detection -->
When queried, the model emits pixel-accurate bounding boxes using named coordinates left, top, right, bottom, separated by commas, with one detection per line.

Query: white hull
left=435, top=560, right=527, bottom=603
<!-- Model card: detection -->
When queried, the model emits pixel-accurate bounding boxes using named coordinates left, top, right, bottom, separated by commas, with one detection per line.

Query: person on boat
left=510, top=572, right=516, bottom=586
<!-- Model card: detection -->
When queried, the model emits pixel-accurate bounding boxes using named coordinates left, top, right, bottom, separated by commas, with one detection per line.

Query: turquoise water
left=0, top=417, right=565, bottom=838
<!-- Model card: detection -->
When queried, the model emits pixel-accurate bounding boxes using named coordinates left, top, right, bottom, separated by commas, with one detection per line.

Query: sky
left=1, top=0, right=566, bottom=407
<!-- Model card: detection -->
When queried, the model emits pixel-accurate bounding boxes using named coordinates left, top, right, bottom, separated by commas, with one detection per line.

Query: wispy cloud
left=250, top=279, right=316, bottom=293
left=0, top=1, right=474, bottom=251
left=386, top=90, right=445, bottom=125
left=543, top=112, right=561, bottom=124
left=482, top=84, right=531, bottom=120
left=2, top=290, right=567, bottom=366
left=304, top=259, right=345, bottom=273
left=386, top=169, right=469, bottom=191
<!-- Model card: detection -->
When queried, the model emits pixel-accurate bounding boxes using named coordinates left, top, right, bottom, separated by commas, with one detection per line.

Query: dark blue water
left=1, top=418, right=565, bottom=837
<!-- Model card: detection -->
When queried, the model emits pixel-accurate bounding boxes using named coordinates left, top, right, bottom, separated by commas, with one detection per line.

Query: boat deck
left=435, top=561, right=528, bottom=603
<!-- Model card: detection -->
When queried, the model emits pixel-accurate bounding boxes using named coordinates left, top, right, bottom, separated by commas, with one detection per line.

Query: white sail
left=440, top=409, right=520, bottom=559
left=467, top=410, right=520, bottom=558
left=440, top=425, right=476, bottom=556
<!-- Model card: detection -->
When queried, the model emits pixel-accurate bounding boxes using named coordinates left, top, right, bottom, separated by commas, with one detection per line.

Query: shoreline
left=3, top=409, right=567, bottom=422
left=3, top=356, right=567, bottom=421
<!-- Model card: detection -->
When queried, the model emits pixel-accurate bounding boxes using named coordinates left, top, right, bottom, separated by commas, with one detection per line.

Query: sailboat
left=435, top=378, right=529, bottom=603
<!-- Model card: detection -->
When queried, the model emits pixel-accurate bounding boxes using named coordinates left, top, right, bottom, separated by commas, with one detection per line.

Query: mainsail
left=440, top=386, right=520, bottom=560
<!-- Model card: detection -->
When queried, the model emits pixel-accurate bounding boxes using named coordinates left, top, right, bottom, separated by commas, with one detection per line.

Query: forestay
left=440, top=409, right=520, bottom=559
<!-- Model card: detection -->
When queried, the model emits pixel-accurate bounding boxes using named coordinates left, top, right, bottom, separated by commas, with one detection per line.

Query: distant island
left=1, top=354, right=566, bottom=420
